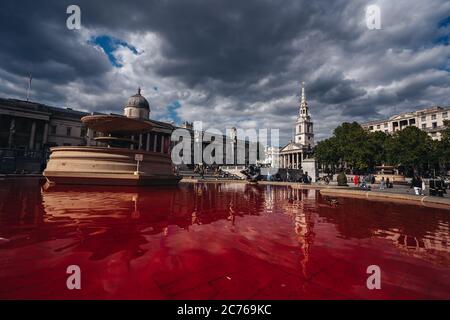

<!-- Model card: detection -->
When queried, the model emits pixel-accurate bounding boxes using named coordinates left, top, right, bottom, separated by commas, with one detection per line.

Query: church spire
left=299, top=82, right=308, bottom=118
left=301, top=82, right=306, bottom=107
left=294, top=81, right=314, bottom=147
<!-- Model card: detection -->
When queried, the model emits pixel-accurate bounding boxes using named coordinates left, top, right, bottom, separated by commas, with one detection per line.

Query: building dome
left=126, top=87, right=149, bottom=110
left=124, top=87, right=150, bottom=119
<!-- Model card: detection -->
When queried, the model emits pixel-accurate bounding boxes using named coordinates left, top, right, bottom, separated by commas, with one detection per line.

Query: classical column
left=43, top=122, right=49, bottom=145
left=29, top=121, right=36, bottom=150
left=296, top=153, right=299, bottom=169
left=153, top=134, right=158, bottom=152
left=160, top=135, right=165, bottom=153
left=130, top=135, right=134, bottom=150
left=138, top=134, right=143, bottom=150
left=8, top=118, right=15, bottom=148
left=146, top=133, right=150, bottom=151
left=86, top=128, right=93, bottom=146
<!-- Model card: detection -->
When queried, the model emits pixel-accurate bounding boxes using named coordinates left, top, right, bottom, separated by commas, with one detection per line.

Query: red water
left=0, top=180, right=449, bottom=300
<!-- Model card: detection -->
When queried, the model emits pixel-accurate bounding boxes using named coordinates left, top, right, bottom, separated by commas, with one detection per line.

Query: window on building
left=421, top=116, right=426, bottom=121
left=422, top=124, right=426, bottom=129
left=431, top=132, right=436, bottom=137
left=432, top=122, right=437, bottom=129
left=369, top=126, right=373, bottom=130
left=50, top=125, right=57, bottom=134
left=66, top=127, right=72, bottom=136
left=384, top=123, right=388, bottom=128
left=80, top=128, right=86, bottom=137
left=376, top=125, right=380, bottom=129
left=443, top=112, right=448, bottom=119
left=431, top=114, right=436, bottom=120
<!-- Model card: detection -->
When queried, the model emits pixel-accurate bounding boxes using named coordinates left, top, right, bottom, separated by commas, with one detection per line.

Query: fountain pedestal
left=44, top=146, right=180, bottom=186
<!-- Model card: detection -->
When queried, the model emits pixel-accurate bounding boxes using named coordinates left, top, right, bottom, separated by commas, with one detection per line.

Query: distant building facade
left=0, top=98, right=91, bottom=173
left=0, top=92, right=261, bottom=173
left=0, top=98, right=89, bottom=151
left=264, top=146, right=280, bottom=168
left=361, top=106, right=450, bottom=141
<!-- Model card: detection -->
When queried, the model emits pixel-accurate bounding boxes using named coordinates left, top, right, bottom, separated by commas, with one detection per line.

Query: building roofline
left=360, top=106, right=450, bottom=126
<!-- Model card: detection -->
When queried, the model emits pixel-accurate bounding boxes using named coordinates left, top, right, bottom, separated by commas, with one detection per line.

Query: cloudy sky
left=0, top=0, right=449, bottom=144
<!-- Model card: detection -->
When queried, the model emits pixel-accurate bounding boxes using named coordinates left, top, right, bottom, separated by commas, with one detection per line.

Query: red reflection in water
left=0, top=180, right=449, bottom=299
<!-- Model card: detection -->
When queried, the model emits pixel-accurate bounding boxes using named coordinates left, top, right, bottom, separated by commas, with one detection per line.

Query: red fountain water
left=0, top=180, right=448, bottom=299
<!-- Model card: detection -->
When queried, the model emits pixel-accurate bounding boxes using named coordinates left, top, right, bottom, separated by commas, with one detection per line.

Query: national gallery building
left=0, top=90, right=260, bottom=173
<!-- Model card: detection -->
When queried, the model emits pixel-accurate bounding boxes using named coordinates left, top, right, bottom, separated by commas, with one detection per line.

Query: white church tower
left=294, top=82, right=314, bottom=148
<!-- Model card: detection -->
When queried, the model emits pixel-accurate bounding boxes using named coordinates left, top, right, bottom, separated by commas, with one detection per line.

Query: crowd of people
left=185, top=164, right=448, bottom=198
left=266, top=170, right=312, bottom=183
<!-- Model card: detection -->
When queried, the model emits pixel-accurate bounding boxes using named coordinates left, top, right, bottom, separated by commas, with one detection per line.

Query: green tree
left=332, top=122, right=371, bottom=172
left=315, top=122, right=383, bottom=173
left=367, top=131, right=391, bottom=169
left=385, top=126, right=432, bottom=174
left=314, top=137, right=339, bottom=172
left=432, top=120, right=450, bottom=175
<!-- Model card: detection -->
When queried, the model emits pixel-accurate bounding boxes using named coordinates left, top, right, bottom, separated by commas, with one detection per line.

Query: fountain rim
left=81, top=114, right=153, bottom=134
left=48, top=145, right=171, bottom=157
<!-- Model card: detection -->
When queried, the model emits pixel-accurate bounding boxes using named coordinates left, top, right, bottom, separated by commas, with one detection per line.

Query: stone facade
left=361, top=106, right=450, bottom=141
left=0, top=92, right=261, bottom=173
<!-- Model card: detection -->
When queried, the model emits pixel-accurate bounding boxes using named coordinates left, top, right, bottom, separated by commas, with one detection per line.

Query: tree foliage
left=384, top=126, right=432, bottom=174
left=314, top=121, right=450, bottom=176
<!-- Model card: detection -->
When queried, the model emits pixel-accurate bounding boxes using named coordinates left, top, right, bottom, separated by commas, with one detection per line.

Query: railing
left=0, top=148, right=46, bottom=159
left=0, top=148, right=48, bottom=174
left=220, top=165, right=246, bottom=170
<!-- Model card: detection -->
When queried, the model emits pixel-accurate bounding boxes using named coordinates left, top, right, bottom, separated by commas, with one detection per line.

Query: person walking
left=411, top=175, right=422, bottom=195
left=353, top=175, right=359, bottom=186
left=380, top=176, right=385, bottom=190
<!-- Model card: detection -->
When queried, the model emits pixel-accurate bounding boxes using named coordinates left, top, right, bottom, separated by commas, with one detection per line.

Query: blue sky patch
left=90, top=35, right=138, bottom=67
left=438, top=16, right=450, bottom=28
left=166, top=100, right=182, bottom=123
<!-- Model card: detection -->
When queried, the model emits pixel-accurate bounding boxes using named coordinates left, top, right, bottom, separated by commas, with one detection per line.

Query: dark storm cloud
left=0, top=0, right=449, bottom=142
left=75, top=0, right=318, bottom=87
left=0, top=2, right=111, bottom=84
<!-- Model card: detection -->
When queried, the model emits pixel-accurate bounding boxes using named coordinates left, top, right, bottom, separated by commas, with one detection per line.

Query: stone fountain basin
left=44, top=146, right=180, bottom=186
